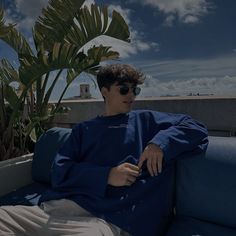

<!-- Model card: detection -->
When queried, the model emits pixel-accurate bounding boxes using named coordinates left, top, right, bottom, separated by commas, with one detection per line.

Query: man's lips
left=123, top=101, right=134, bottom=104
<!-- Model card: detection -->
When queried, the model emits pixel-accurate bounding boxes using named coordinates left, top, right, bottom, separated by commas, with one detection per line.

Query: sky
left=0, top=0, right=236, bottom=99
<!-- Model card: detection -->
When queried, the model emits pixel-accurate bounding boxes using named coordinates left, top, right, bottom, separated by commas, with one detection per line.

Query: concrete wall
left=0, top=154, right=33, bottom=196
left=51, top=96, right=236, bottom=137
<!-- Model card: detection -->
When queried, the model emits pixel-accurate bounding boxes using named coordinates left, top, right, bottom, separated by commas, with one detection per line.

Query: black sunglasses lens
left=120, top=86, right=129, bottom=95
left=119, top=86, right=141, bottom=96
left=133, top=87, right=141, bottom=96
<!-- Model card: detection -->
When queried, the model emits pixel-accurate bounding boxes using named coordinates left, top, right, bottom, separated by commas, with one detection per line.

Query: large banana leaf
left=19, top=42, right=120, bottom=86
left=34, top=2, right=130, bottom=49
left=20, top=2, right=130, bottom=85
left=3, top=85, right=20, bottom=111
left=0, top=8, right=11, bottom=37
left=0, top=59, right=19, bottom=84
left=34, top=0, right=86, bottom=50
left=66, top=5, right=130, bottom=47
left=66, top=46, right=120, bottom=84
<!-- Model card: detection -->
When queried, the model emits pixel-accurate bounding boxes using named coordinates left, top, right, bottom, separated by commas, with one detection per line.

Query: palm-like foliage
left=0, top=0, right=130, bottom=160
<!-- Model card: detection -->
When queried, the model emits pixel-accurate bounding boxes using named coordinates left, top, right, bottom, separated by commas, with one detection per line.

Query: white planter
left=0, top=154, right=33, bottom=196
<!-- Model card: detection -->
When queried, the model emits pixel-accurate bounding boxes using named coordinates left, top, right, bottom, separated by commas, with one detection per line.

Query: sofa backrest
left=175, top=136, right=236, bottom=229
left=32, top=127, right=72, bottom=184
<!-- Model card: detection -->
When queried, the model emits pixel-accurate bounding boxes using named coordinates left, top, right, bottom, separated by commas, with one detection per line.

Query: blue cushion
left=0, top=183, right=50, bottom=206
left=32, top=127, right=71, bottom=184
left=175, top=136, right=236, bottom=228
left=166, top=216, right=236, bottom=236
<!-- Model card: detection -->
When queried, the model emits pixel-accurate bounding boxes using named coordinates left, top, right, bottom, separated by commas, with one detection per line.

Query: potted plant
left=0, top=0, right=130, bottom=161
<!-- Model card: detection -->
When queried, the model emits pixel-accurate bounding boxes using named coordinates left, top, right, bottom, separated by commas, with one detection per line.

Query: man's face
left=101, top=82, right=140, bottom=116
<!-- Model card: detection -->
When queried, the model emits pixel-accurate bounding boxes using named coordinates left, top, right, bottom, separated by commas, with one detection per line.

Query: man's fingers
left=157, top=156, right=163, bottom=173
left=125, top=163, right=140, bottom=171
left=128, top=169, right=140, bottom=177
left=147, top=158, right=154, bottom=177
left=127, top=176, right=136, bottom=183
left=138, top=155, right=147, bottom=169
left=151, top=155, right=158, bottom=176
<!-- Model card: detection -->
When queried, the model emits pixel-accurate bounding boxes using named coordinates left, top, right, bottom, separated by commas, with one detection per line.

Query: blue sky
left=1, top=0, right=236, bottom=99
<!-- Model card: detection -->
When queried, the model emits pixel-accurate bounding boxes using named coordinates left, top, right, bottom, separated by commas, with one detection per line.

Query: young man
left=0, top=64, right=208, bottom=236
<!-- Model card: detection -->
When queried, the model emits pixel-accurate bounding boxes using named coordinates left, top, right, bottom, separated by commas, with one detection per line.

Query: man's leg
left=41, top=199, right=127, bottom=236
left=0, top=200, right=130, bottom=236
left=0, top=205, right=48, bottom=236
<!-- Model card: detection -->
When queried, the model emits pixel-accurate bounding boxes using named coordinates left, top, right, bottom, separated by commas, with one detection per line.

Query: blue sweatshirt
left=40, top=110, right=208, bottom=236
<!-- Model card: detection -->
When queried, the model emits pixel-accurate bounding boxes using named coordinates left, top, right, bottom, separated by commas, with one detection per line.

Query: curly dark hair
left=97, top=64, right=145, bottom=90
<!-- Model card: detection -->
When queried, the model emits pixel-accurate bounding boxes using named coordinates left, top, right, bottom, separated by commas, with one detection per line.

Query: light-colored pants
left=0, top=199, right=130, bottom=236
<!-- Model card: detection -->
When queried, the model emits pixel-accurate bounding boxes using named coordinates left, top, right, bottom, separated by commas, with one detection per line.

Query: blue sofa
left=0, top=127, right=236, bottom=236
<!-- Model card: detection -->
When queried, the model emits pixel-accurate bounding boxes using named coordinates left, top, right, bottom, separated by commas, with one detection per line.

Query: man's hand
left=108, top=163, right=140, bottom=187
left=138, top=143, right=164, bottom=176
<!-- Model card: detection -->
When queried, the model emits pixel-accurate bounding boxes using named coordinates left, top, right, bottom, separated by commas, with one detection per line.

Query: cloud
left=131, top=0, right=212, bottom=26
left=135, top=55, right=236, bottom=97
left=136, top=56, right=236, bottom=81
left=106, top=4, right=159, bottom=58
left=140, top=75, right=236, bottom=97
left=5, top=0, right=48, bottom=32
left=15, top=0, right=48, bottom=18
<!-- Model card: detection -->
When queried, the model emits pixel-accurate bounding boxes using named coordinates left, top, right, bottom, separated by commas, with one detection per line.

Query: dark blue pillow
left=32, top=127, right=71, bottom=184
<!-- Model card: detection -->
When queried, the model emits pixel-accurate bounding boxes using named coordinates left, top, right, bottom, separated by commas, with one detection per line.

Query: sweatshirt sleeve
left=51, top=125, right=111, bottom=198
left=148, top=112, right=209, bottom=162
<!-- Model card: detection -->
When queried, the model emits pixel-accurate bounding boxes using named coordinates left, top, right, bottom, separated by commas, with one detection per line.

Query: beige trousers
left=0, top=199, right=130, bottom=236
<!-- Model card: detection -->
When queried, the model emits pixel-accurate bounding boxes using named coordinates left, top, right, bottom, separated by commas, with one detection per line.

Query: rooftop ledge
left=49, top=96, right=236, bottom=137
left=50, top=96, right=236, bottom=103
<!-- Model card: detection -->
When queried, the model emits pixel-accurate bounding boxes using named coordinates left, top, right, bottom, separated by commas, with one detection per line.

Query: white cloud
left=5, top=0, right=48, bottom=31
left=136, top=56, right=236, bottom=81
left=106, top=4, right=159, bottom=58
left=15, top=0, right=48, bottom=18
left=131, top=0, right=212, bottom=26
left=140, top=75, right=236, bottom=97
left=135, top=55, right=236, bottom=97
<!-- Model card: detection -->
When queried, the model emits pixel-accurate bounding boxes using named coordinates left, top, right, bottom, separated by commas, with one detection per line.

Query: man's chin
left=122, top=107, right=132, bottom=113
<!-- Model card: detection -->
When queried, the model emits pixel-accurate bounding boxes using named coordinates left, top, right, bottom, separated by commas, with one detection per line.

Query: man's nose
left=127, top=89, right=135, bottom=98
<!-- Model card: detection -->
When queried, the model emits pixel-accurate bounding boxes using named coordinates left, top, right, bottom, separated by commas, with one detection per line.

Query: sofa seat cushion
left=166, top=216, right=236, bottom=236
left=0, top=182, right=50, bottom=206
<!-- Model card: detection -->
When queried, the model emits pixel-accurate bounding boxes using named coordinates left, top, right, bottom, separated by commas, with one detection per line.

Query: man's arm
left=138, top=112, right=208, bottom=176
left=51, top=126, right=111, bottom=198
left=51, top=154, right=111, bottom=197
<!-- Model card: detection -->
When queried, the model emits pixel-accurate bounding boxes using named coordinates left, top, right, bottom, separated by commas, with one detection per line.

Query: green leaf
left=3, top=85, right=20, bottom=109
left=34, top=0, right=86, bottom=50
left=29, top=128, right=37, bottom=143
left=0, top=8, right=11, bottom=37
left=0, top=59, right=19, bottom=84
left=65, top=4, right=130, bottom=48
left=105, top=11, right=130, bottom=42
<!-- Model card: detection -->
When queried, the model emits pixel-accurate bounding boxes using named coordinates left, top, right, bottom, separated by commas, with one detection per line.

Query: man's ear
left=101, top=87, right=108, bottom=99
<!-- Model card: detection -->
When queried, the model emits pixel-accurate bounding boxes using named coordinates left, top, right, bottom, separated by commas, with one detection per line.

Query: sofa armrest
left=175, top=136, right=236, bottom=229
left=0, top=154, right=33, bottom=197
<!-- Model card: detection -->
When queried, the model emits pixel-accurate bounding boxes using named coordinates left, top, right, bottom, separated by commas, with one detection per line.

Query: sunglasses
left=119, top=85, right=141, bottom=96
